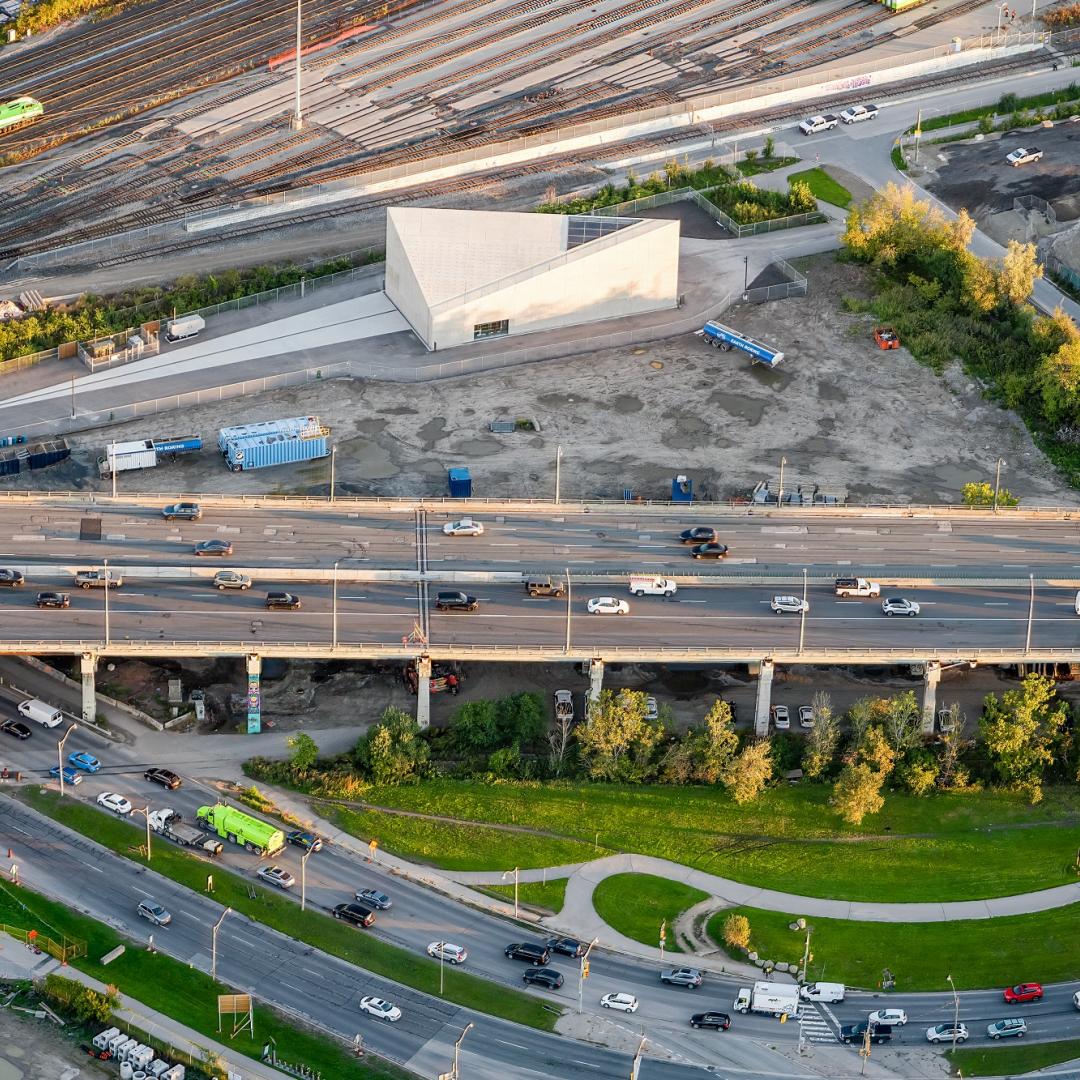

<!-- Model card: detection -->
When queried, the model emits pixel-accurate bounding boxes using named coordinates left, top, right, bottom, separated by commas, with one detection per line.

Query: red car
left=1003, top=983, right=1043, bottom=1004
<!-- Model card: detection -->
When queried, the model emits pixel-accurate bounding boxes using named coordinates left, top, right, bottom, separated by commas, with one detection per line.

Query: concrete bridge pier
left=588, top=658, right=604, bottom=702
left=416, top=656, right=431, bottom=730
left=80, top=652, right=97, bottom=723
left=754, top=659, right=774, bottom=738
left=922, top=661, right=941, bottom=734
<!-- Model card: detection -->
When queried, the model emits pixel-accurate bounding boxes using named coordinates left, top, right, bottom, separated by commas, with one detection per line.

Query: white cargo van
left=17, top=698, right=64, bottom=728
left=628, top=575, right=677, bottom=597
left=799, top=981, right=845, bottom=1003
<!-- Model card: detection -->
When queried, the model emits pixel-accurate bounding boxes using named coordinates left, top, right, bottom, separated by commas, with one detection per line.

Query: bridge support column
left=246, top=654, right=262, bottom=734
left=588, top=659, right=604, bottom=703
left=922, top=661, right=940, bottom=734
left=416, top=656, right=431, bottom=730
left=754, top=659, right=774, bottom=738
left=80, top=652, right=97, bottom=723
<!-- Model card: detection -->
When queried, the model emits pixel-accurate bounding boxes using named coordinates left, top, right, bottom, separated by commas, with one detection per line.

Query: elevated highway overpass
left=0, top=493, right=1077, bottom=731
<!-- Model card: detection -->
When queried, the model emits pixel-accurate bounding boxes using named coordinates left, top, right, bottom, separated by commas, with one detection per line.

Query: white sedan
left=601, top=993, right=639, bottom=1013
left=881, top=597, right=920, bottom=617
left=587, top=597, right=629, bottom=616
left=96, top=792, right=132, bottom=815
left=771, top=595, right=808, bottom=615
left=798, top=706, right=814, bottom=729
left=443, top=518, right=484, bottom=537
left=770, top=705, right=790, bottom=730
left=359, top=996, right=401, bottom=1022
left=869, top=1008, right=907, bottom=1027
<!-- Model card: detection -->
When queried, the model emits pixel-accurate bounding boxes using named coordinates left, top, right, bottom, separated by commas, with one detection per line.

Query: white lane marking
left=130, top=886, right=154, bottom=897
left=339, top=595, right=368, bottom=600
left=495, top=1040, right=529, bottom=1049
left=679, top=600, right=708, bottom=604
left=983, top=602, right=1011, bottom=606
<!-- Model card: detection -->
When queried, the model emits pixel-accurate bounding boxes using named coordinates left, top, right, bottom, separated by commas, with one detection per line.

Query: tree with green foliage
left=357, top=707, right=430, bottom=786
left=494, top=692, right=545, bottom=747
left=43, top=974, right=118, bottom=1024
left=803, top=692, right=840, bottom=780
left=763, top=136, right=775, bottom=160
left=831, top=762, right=887, bottom=824
left=576, top=690, right=663, bottom=782
left=287, top=732, right=319, bottom=771
left=980, top=673, right=1067, bottom=803
left=448, top=700, right=499, bottom=754
left=882, top=690, right=923, bottom=757
left=961, top=481, right=1020, bottom=507
left=658, top=698, right=738, bottom=784
left=721, top=738, right=773, bottom=804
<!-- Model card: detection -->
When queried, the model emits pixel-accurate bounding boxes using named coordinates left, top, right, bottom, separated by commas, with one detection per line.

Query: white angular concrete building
left=384, top=206, right=680, bottom=351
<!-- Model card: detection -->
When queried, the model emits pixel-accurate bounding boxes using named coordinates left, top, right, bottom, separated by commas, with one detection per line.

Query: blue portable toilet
left=671, top=474, right=693, bottom=504
left=448, top=467, right=472, bottom=498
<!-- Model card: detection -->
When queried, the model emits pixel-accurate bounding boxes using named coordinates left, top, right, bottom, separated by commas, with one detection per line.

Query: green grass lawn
left=343, top=779, right=1080, bottom=903
left=0, top=880, right=406, bottom=1080
left=947, top=1038, right=1080, bottom=1076
left=486, top=879, right=567, bottom=914
left=23, top=789, right=558, bottom=1032
left=592, top=874, right=707, bottom=952
left=709, top=905, right=1080, bottom=991
left=787, top=167, right=851, bottom=208
left=737, top=155, right=799, bottom=177
left=321, top=801, right=603, bottom=872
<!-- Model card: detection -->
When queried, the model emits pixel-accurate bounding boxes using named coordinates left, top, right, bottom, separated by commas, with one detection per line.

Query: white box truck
left=628, top=575, right=677, bottom=597
left=99, top=439, right=156, bottom=477
left=800, top=981, right=845, bottom=1003
left=165, top=314, right=204, bottom=342
left=734, top=981, right=800, bottom=1017
left=17, top=698, right=63, bottom=728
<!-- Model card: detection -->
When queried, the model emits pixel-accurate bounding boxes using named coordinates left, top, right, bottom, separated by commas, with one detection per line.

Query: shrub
left=722, top=913, right=752, bottom=950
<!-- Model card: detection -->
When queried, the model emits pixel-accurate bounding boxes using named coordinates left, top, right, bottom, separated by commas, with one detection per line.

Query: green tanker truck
left=196, top=804, right=285, bottom=856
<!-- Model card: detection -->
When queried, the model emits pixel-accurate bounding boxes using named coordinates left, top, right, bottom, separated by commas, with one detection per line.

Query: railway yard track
left=0, top=0, right=1058, bottom=263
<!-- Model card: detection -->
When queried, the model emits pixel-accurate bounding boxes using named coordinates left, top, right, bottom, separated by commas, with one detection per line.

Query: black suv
left=35, top=592, right=70, bottom=608
left=690, top=1012, right=731, bottom=1030
left=435, top=591, right=478, bottom=612
left=0, top=569, right=24, bottom=587
left=546, top=936, right=584, bottom=958
left=144, top=767, right=182, bottom=789
left=504, top=942, right=550, bottom=965
left=333, top=902, right=375, bottom=928
left=841, top=1023, right=892, bottom=1045
left=265, top=592, right=302, bottom=610
left=0, top=719, right=31, bottom=740
left=523, top=967, right=564, bottom=989
left=525, top=578, right=565, bottom=598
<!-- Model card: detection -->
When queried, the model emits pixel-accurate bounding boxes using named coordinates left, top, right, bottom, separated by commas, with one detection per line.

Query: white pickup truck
left=835, top=577, right=881, bottom=597
left=840, top=104, right=878, bottom=124
left=75, top=569, right=123, bottom=589
left=1005, top=147, right=1042, bottom=166
left=798, top=114, right=839, bottom=135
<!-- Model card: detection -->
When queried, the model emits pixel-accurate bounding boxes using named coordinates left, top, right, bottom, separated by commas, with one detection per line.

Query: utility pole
left=993, top=457, right=1006, bottom=510
left=103, top=558, right=110, bottom=647
left=947, top=974, right=960, bottom=1055
left=555, top=444, right=563, bottom=504
left=211, top=907, right=232, bottom=983
left=778, top=455, right=787, bottom=507
left=1026, top=574, right=1035, bottom=654
left=577, top=937, right=598, bottom=1014
left=57, top=722, right=77, bottom=798
left=799, top=568, right=808, bottom=655
left=300, top=845, right=314, bottom=912
left=332, top=559, right=340, bottom=651
left=291, top=0, right=303, bottom=130
left=329, top=444, right=336, bottom=502
left=131, top=806, right=152, bottom=861
left=564, top=567, right=572, bottom=654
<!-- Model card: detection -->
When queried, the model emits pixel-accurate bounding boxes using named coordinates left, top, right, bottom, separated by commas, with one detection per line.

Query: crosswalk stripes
left=799, top=1004, right=838, bottom=1044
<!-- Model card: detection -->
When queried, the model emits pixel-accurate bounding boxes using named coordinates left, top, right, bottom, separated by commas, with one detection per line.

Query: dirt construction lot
left=13, top=254, right=1072, bottom=507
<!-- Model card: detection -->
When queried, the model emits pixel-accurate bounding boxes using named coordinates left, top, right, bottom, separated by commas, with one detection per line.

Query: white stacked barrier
left=93, top=1028, right=120, bottom=1051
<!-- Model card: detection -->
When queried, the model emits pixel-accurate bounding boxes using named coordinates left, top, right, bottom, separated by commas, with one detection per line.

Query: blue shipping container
left=222, top=434, right=330, bottom=471
left=153, top=435, right=202, bottom=455
left=671, top=475, right=693, bottom=504
left=448, top=467, right=472, bottom=498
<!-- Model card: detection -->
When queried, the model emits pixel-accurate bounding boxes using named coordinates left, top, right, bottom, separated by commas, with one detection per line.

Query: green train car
left=0, top=96, right=44, bottom=132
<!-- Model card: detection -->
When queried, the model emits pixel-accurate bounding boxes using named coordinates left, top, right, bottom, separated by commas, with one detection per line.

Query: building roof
left=387, top=207, right=652, bottom=310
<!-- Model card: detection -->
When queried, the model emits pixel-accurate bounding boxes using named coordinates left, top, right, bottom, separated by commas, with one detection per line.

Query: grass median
left=21, top=788, right=559, bottom=1032
left=947, top=1038, right=1080, bottom=1076
left=0, top=880, right=406, bottom=1080
left=485, top=879, right=568, bottom=914
left=709, top=905, right=1080, bottom=991
left=787, top=167, right=851, bottom=208
left=592, top=874, right=707, bottom=953
left=343, top=779, right=1080, bottom=903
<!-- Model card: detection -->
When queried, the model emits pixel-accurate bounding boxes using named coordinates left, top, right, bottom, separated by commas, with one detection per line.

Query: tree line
left=246, top=673, right=1078, bottom=822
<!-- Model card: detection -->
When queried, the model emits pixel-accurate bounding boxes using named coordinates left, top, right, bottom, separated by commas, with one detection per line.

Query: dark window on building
left=473, top=319, right=509, bottom=340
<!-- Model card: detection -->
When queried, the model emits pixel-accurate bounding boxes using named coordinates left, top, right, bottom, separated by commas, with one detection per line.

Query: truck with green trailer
left=196, top=804, right=285, bottom=856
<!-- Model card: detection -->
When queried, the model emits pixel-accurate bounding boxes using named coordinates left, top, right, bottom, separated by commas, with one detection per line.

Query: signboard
left=247, top=672, right=261, bottom=734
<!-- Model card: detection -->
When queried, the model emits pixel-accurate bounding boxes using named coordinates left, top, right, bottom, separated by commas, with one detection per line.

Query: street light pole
left=799, top=567, right=808, bottom=655
left=131, top=806, right=152, bottom=861
left=300, top=845, right=314, bottom=911
left=1026, top=574, right=1035, bottom=654
left=743, top=255, right=749, bottom=293
left=332, top=559, right=340, bottom=651
left=57, top=722, right=77, bottom=798
left=329, top=444, right=336, bottom=503
left=577, top=937, right=598, bottom=1014
left=446, top=1021, right=473, bottom=1080
left=778, top=456, right=787, bottom=507
left=501, top=866, right=519, bottom=918
left=211, top=907, right=232, bottom=983
left=993, top=457, right=1006, bottom=511
left=630, top=1035, right=648, bottom=1080
left=111, top=442, right=117, bottom=499
left=947, top=974, right=960, bottom=1055
left=103, top=558, right=110, bottom=647
left=555, top=444, right=563, bottom=505
left=564, top=567, right=572, bottom=654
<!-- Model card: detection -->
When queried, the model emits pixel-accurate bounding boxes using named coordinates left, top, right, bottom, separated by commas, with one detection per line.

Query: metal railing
left=1, top=923, right=86, bottom=963
left=1014, top=195, right=1057, bottom=226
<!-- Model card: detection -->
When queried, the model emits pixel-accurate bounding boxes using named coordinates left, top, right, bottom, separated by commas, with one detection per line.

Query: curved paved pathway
left=449, top=852, right=1080, bottom=924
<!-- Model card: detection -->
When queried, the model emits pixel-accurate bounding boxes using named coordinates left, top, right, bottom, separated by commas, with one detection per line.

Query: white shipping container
left=165, top=314, right=204, bottom=341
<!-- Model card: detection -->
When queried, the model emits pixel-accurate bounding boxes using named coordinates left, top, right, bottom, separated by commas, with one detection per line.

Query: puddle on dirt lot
left=705, top=391, right=767, bottom=425
left=337, top=438, right=397, bottom=479
left=356, top=419, right=389, bottom=435
left=662, top=414, right=711, bottom=449
left=817, top=382, right=848, bottom=403
left=450, top=437, right=505, bottom=456
left=612, top=394, right=644, bottom=414
left=383, top=405, right=419, bottom=415
left=418, top=417, right=447, bottom=446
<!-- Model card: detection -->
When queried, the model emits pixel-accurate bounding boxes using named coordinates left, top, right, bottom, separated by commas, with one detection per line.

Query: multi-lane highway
left=0, top=498, right=1076, bottom=659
